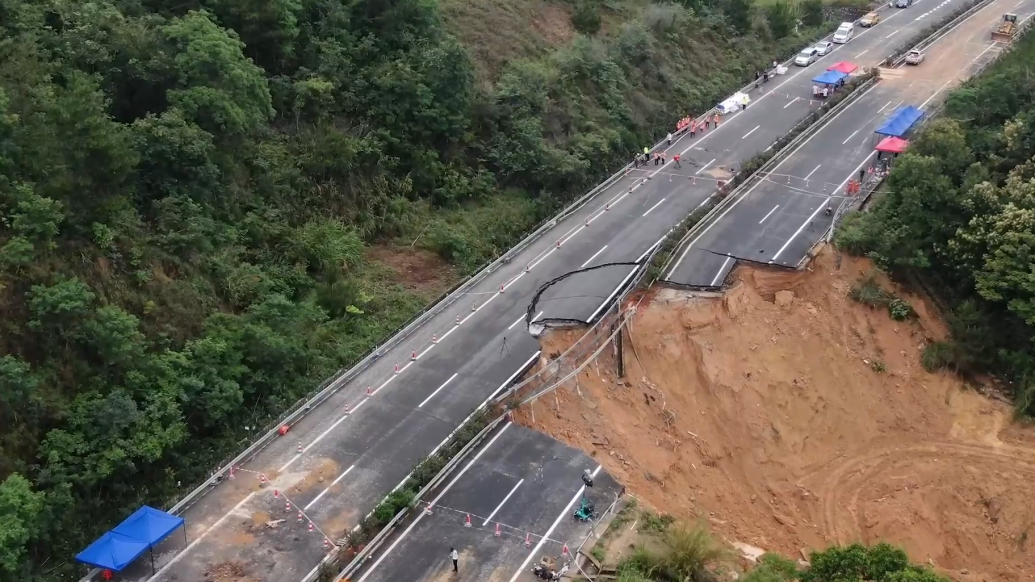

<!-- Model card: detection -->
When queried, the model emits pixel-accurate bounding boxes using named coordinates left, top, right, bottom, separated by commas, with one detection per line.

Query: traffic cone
left=525, top=263, right=531, bottom=273
left=456, top=315, right=461, bottom=326
left=324, top=538, right=331, bottom=550
left=556, top=239, right=562, bottom=248
left=471, top=302, right=476, bottom=312
left=562, top=544, right=570, bottom=557
left=499, top=284, right=505, bottom=294
left=464, top=514, right=472, bottom=528
left=273, top=489, right=278, bottom=498
left=259, top=474, right=267, bottom=487
left=432, top=334, right=438, bottom=344
left=344, top=402, right=350, bottom=413
left=525, top=532, right=532, bottom=547
left=297, top=442, right=303, bottom=453
left=585, top=217, right=590, bottom=227
left=366, top=386, right=372, bottom=397
left=425, top=503, right=433, bottom=515
left=605, top=203, right=610, bottom=211
left=411, top=350, right=417, bottom=361
left=286, top=501, right=291, bottom=511
left=494, top=523, right=501, bottom=537
left=394, top=364, right=400, bottom=374
left=297, top=511, right=303, bottom=523
left=308, top=521, right=314, bottom=533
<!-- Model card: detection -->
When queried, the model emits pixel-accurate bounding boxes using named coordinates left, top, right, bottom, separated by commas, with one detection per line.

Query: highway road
left=353, top=422, right=621, bottom=582
left=664, top=0, right=1029, bottom=287
left=131, top=2, right=982, bottom=580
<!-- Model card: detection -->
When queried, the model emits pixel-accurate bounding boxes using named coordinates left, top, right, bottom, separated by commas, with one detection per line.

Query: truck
left=992, top=13, right=1018, bottom=42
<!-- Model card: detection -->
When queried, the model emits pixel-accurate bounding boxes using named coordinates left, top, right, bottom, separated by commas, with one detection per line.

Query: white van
left=833, top=22, right=854, bottom=43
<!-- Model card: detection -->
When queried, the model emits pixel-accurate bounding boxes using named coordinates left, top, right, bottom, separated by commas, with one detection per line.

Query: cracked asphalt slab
left=122, top=3, right=981, bottom=579
left=663, top=0, right=1029, bottom=287
left=354, top=423, right=621, bottom=582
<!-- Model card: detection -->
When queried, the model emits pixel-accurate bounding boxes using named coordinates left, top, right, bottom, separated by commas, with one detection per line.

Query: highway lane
left=134, top=3, right=979, bottom=580
left=354, top=423, right=621, bottom=582
left=664, top=0, right=1026, bottom=287
left=530, top=0, right=978, bottom=320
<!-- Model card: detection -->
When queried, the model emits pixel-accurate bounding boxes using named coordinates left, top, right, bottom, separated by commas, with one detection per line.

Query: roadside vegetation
left=594, top=512, right=948, bottom=582
left=0, top=0, right=859, bottom=577
left=835, top=25, right=1035, bottom=414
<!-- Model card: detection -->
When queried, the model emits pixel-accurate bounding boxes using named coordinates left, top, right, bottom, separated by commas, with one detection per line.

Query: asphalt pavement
left=129, top=2, right=981, bottom=580
left=664, top=0, right=1028, bottom=287
left=352, top=422, right=620, bottom=582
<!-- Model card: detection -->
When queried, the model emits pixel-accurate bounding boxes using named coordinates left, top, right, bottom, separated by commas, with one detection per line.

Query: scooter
left=531, top=564, right=561, bottom=580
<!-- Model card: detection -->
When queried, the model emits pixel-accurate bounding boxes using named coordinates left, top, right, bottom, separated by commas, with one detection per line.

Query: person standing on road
left=661, top=150, right=667, bottom=164
left=673, top=153, right=681, bottom=169
left=450, top=547, right=459, bottom=573
left=689, top=122, right=696, bottom=138
left=667, top=132, right=673, bottom=146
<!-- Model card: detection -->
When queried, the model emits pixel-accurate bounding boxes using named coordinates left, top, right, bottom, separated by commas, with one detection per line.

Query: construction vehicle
left=992, top=13, right=1018, bottom=42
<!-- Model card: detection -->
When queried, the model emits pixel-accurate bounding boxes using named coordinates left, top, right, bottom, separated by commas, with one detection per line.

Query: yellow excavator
left=992, top=13, right=1018, bottom=42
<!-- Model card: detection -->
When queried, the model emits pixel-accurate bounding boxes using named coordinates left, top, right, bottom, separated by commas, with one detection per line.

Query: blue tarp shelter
left=76, top=506, right=186, bottom=573
left=813, top=70, right=847, bottom=85
left=75, top=532, right=152, bottom=572
left=876, top=105, right=925, bottom=137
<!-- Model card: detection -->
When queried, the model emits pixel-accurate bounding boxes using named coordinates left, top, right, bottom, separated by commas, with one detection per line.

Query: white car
left=795, top=47, right=819, bottom=66
left=813, top=41, right=834, bottom=56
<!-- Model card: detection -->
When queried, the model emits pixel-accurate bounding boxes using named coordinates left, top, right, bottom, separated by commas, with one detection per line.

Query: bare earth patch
left=514, top=248, right=1035, bottom=582
left=366, top=245, right=458, bottom=300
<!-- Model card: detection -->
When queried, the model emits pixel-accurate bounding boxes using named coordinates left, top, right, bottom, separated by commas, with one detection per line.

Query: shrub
left=888, top=298, right=915, bottom=321
left=849, top=273, right=893, bottom=307
left=573, top=2, right=603, bottom=35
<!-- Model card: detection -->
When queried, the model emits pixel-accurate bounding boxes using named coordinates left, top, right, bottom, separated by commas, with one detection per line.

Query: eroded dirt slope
left=514, top=248, right=1035, bottom=582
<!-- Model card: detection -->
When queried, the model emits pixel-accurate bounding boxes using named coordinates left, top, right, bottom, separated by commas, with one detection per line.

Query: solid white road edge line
left=769, top=152, right=875, bottom=262
left=664, top=83, right=872, bottom=280
left=357, top=422, right=514, bottom=581
left=506, top=465, right=603, bottom=582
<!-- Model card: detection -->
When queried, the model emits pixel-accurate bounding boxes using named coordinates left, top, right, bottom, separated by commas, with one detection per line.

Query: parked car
left=833, top=22, right=855, bottom=43
left=795, top=47, right=820, bottom=66
left=860, top=11, right=881, bottom=26
left=814, top=40, right=834, bottom=55
left=905, top=49, right=925, bottom=64
left=895, top=0, right=913, bottom=8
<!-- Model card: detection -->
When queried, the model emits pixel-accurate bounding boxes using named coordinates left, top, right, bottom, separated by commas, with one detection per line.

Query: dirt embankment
left=513, top=249, right=1035, bottom=582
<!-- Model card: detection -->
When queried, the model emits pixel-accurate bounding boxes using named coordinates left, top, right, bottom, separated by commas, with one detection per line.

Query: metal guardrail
left=658, top=0, right=998, bottom=284
left=78, top=12, right=880, bottom=582
left=818, top=0, right=1033, bottom=257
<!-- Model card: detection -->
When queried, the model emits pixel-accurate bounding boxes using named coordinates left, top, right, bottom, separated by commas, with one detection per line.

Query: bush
left=849, top=273, right=894, bottom=307
left=888, top=298, right=915, bottom=321
left=921, top=341, right=955, bottom=372
left=800, top=0, right=824, bottom=27
left=573, top=2, right=603, bottom=35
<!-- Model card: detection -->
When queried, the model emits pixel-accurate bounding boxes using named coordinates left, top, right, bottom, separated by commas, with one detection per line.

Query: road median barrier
left=654, top=0, right=995, bottom=288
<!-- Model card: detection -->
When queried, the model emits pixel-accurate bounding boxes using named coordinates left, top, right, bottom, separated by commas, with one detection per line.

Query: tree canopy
left=0, top=0, right=831, bottom=578
left=836, top=27, right=1035, bottom=415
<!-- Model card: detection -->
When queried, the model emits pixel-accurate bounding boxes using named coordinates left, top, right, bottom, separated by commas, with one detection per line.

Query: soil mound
left=514, top=249, right=1035, bottom=582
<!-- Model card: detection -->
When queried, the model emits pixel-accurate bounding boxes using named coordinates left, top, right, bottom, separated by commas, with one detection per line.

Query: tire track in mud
left=802, top=440, right=1035, bottom=545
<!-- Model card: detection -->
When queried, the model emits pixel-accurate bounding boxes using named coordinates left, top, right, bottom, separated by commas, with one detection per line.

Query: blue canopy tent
left=876, top=105, right=925, bottom=137
left=75, top=532, right=151, bottom=572
left=76, top=506, right=186, bottom=574
left=812, top=70, right=848, bottom=85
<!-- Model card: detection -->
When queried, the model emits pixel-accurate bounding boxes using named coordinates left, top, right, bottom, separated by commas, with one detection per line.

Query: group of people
left=634, top=114, right=720, bottom=168
left=812, top=77, right=846, bottom=99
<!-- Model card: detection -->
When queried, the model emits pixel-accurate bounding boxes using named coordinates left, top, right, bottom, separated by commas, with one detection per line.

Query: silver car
left=794, top=48, right=819, bottom=66
left=813, top=41, right=834, bottom=55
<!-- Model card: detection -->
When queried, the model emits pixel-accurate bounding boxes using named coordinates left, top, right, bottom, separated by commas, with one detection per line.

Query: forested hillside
left=837, top=27, right=1035, bottom=414
left=0, top=0, right=842, bottom=577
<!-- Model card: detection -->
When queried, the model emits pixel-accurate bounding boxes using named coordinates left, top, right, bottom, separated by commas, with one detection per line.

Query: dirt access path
left=513, top=248, right=1035, bottom=582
